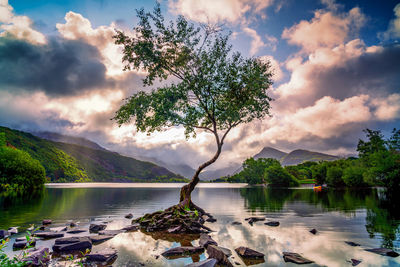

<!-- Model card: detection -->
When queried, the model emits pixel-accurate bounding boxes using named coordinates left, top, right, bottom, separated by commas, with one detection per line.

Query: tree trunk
left=179, top=144, right=222, bottom=208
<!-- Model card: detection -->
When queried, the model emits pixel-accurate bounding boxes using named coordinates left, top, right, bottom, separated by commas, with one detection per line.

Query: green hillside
left=0, top=126, right=182, bottom=182
left=280, top=149, right=338, bottom=165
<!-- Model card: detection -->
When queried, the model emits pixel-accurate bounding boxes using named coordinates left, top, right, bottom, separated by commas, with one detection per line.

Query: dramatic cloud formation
left=0, top=1, right=399, bottom=174
left=0, top=37, right=111, bottom=96
left=0, top=0, right=46, bottom=44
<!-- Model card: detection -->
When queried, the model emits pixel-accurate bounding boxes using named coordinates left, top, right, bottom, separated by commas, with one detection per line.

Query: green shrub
left=342, top=165, right=367, bottom=187
left=326, top=166, right=344, bottom=188
left=0, top=146, right=46, bottom=192
left=264, top=165, right=299, bottom=187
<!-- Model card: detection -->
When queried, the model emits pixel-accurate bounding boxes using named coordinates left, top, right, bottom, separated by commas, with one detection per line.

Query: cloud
left=242, top=27, right=266, bottom=55
left=168, top=0, right=274, bottom=24
left=380, top=3, right=400, bottom=40
left=0, top=37, right=112, bottom=96
left=282, top=7, right=366, bottom=52
left=0, top=0, right=46, bottom=45
left=260, top=55, right=283, bottom=82
left=56, top=11, right=127, bottom=76
left=371, top=94, right=400, bottom=121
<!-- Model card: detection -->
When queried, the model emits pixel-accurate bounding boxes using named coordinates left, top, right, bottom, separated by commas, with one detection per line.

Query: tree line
left=226, top=128, right=400, bottom=191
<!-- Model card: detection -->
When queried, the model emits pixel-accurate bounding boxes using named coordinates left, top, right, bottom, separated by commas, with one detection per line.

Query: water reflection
left=0, top=184, right=399, bottom=266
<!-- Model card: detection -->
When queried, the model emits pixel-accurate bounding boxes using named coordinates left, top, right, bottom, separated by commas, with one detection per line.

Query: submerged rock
left=199, top=234, right=218, bottom=248
left=8, top=227, right=18, bottom=235
left=67, top=228, right=87, bottom=234
left=282, top=252, right=314, bottom=264
left=122, top=224, right=139, bottom=232
left=161, top=246, right=204, bottom=258
left=125, top=213, right=133, bottom=219
left=0, top=229, right=9, bottom=239
left=69, top=221, right=77, bottom=227
left=53, top=236, right=92, bottom=253
left=98, top=229, right=125, bottom=236
left=345, top=241, right=361, bottom=247
left=89, top=223, right=107, bottom=233
left=264, top=221, right=280, bottom=227
left=350, top=259, right=362, bottom=266
left=309, top=229, right=317, bottom=235
left=245, top=217, right=265, bottom=225
left=33, top=231, right=64, bottom=239
left=235, top=246, right=264, bottom=259
left=231, top=221, right=242, bottom=225
left=206, top=217, right=217, bottom=223
left=86, top=248, right=118, bottom=264
left=89, top=235, right=114, bottom=244
left=13, top=239, right=36, bottom=249
left=22, top=247, right=50, bottom=266
left=42, top=219, right=52, bottom=225
left=50, top=226, right=67, bottom=232
left=207, top=245, right=233, bottom=267
left=365, top=248, right=399, bottom=257
left=185, top=258, right=217, bottom=267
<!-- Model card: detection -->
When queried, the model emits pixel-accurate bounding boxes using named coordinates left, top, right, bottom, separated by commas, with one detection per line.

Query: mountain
left=1, top=126, right=181, bottom=183
left=253, top=146, right=339, bottom=166
left=254, top=147, right=287, bottom=160
left=35, top=131, right=106, bottom=151
left=280, top=149, right=339, bottom=165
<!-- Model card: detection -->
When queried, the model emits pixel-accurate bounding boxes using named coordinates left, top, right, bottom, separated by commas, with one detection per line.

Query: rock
left=0, top=229, right=9, bottom=239
left=365, top=248, right=399, bottom=257
left=50, top=226, right=67, bottom=232
left=235, top=246, right=264, bottom=259
left=231, top=221, right=242, bottom=225
left=245, top=217, right=265, bottom=225
left=89, top=235, right=114, bottom=244
left=167, top=225, right=182, bottom=233
left=22, top=247, right=50, bottom=266
left=8, top=227, right=18, bottom=235
left=161, top=246, right=204, bottom=258
left=125, top=213, right=133, bottom=219
left=53, top=236, right=92, bottom=253
left=309, top=229, right=317, bottom=235
left=207, top=245, right=233, bottom=267
left=89, top=223, right=107, bottom=233
left=70, top=221, right=77, bottom=227
left=98, top=229, right=124, bottom=236
left=350, top=259, right=362, bottom=266
left=42, top=219, right=52, bottom=225
left=39, top=226, right=46, bottom=231
left=13, top=239, right=36, bottom=249
left=121, top=225, right=139, bottom=232
left=67, top=228, right=87, bottom=234
left=206, top=217, right=217, bottom=223
left=185, top=258, right=218, bottom=267
left=33, top=231, right=64, bottom=239
left=27, top=225, right=34, bottom=231
left=345, top=241, right=361, bottom=247
left=234, top=261, right=240, bottom=265
left=86, top=248, right=118, bottom=264
left=264, top=221, right=280, bottom=227
left=282, top=252, right=314, bottom=264
left=199, top=234, right=218, bottom=248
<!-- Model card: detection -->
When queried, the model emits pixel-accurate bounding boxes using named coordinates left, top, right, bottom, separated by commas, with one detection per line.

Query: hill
left=35, top=131, right=106, bottom=151
left=281, top=149, right=339, bottom=165
left=253, top=146, right=339, bottom=166
left=0, top=126, right=181, bottom=183
left=254, top=147, right=287, bottom=160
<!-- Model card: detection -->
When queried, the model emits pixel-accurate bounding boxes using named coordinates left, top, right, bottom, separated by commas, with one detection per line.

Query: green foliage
left=0, top=145, right=46, bottom=193
left=326, top=166, right=345, bottom=188
left=264, top=165, right=299, bottom=187
left=0, top=133, right=5, bottom=147
left=113, top=5, right=273, bottom=139
left=342, top=165, right=367, bottom=187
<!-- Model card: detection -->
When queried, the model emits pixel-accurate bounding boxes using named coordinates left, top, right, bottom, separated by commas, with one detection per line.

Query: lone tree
left=114, top=5, right=273, bottom=209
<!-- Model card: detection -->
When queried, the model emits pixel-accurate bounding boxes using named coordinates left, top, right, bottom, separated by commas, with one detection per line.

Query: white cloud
left=56, top=11, right=126, bottom=76
left=168, top=0, right=274, bottom=24
left=260, top=55, right=283, bottom=82
left=282, top=7, right=366, bottom=52
left=380, top=3, right=400, bottom=40
left=0, top=0, right=46, bottom=45
left=371, top=94, right=400, bottom=121
left=242, top=27, right=266, bottom=55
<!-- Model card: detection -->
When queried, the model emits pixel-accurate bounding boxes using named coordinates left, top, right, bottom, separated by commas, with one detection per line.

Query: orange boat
left=313, top=185, right=322, bottom=191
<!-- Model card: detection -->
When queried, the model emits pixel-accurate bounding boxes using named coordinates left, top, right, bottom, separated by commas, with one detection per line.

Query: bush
left=0, top=146, right=46, bottom=192
left=239, top=158, right=281, bottom=185
left=326, top=166, right=345, bottom=188
left=311, top=163, right=327, bottom=185
left=342, top=165, right=367, bottom=187
left=264, top=165, right=299, bottom=187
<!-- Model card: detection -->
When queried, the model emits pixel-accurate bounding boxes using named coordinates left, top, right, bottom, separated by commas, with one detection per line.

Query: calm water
left=1, top=183, right=399, bottom=266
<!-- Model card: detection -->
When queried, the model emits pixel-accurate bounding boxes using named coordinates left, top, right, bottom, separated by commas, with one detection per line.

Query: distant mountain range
left=253, top=146, right=339, bottom=166
left=1, top=126, right=181, bottom=183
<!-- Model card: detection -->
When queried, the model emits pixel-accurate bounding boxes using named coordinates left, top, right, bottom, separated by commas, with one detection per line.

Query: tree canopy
left=113, top=4, right=274, bottom=205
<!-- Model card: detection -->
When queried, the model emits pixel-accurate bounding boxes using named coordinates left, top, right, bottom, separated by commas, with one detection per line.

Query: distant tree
left=326, top=166, right=345, bottom=188
left=342, top=165, right=367, bottom=187
left=113, top=5, right=273, bottom=208
left=311, top=162, right=328, bottom=185
left=264, top=165, right=299, bottom=187
left=241, top=158, right=280, bottom=184
left=0, top=146, right=46, bottom=192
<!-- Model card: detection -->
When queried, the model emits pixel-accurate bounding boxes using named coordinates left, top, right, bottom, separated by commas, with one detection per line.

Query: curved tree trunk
left=179, top=145, right=222, bottom=208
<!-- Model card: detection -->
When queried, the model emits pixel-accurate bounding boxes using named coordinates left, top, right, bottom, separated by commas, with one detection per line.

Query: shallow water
left=1, top=183, right=399, bottom=266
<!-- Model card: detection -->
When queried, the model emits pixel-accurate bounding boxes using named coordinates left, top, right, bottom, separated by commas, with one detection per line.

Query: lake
left=1, top=183, right=399, bottom=266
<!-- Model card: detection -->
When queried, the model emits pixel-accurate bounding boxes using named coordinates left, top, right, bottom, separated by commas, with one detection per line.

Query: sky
left=0, top=0, right=399, bottom=171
